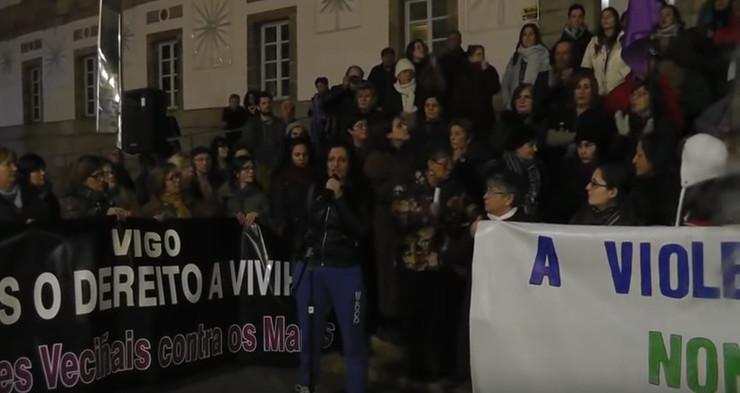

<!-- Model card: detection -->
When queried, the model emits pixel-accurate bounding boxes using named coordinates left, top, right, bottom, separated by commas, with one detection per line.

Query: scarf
left=563, top=25, right=587, bottom=40
left=161, top=192, right=191, bottom=218
left=0, top=185, right=21, bottom=209
left=514, top=45, right=549, bottom=85
left=282, top=165, right=314, bottom=188
left=394, top=79, right=417, bottom=113
left=654, top=24, right=680, bottom=38
left=503, top=151, right=541, bottom=217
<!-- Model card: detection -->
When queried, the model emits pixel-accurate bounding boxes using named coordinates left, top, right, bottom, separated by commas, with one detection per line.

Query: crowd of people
left=1, top=1, right=739, bottom=392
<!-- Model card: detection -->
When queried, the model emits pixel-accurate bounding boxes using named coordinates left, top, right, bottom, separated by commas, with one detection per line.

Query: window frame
left=83, top=54, right=97, bottom=117
left=28, top=65, right=42, bottom=123
left=259, top=20, right=290, bottom=100
left=403, top=0, right=448, bottom=53
left=157, top=40, right=179, bottom=110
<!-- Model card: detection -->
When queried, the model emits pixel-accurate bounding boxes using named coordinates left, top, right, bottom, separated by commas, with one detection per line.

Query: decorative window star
left=43, top=33, right=67, bottom=74
left=192, top=0, right=231, bottom=59
left=320, top=0, right=353, bottom=14
left=122, top=21, right=134, bottom=52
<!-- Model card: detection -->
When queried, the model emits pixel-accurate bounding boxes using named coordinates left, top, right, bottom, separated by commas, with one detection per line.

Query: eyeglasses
left=588, top=179, right=608, bottom=188
left=241, top=166, right=255, bottom=172
left=89, top=171, right=104, bottom=180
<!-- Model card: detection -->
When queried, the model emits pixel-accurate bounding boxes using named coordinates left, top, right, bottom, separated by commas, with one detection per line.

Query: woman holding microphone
left=294, top=141, right=370, bottom=393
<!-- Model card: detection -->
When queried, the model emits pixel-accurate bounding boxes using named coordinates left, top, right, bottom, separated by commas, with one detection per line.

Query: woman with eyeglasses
left=570, top=163, right=641, bottom=226
left=219, top=155, right=272, bottom=228
left=140, top=163, right=192, bottom=220
left=17, top=152, right=60, bottom=219
left=60, top=155, right=130, bottom=220
left=102, top=159, right=139, bottom=214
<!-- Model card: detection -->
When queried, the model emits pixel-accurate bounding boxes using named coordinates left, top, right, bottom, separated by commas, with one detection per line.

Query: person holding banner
left=294, top=141, right=370, bottom=393
left=569, top=163, right=641, bottom=226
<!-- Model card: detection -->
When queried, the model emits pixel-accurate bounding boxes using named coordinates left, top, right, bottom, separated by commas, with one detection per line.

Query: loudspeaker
left=121, top=88, right=168, bottom=154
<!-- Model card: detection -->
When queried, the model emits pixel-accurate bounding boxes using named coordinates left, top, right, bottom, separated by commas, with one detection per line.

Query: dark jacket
left=448, top=62, right=501, bottom=139
left=560, top=27, right=593, bottom=66
left=0, top=185, right=57, bottom=223
left=569, top=204, right=642, bottom=226
left=60, top=188, right=114, bottom=219
left=438, top=47, right=467, bottom=101
left=305, top=181, right=370, bottom=267
left=368, top=63, right=397, bottom=110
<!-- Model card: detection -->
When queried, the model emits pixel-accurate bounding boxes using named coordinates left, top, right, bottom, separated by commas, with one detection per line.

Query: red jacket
left=714, top=13, right=740, bottom=45
left=604, top=73, right=685, bottom=132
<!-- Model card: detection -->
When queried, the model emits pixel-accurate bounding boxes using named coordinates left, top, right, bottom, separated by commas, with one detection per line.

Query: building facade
left=0, top=0, right=699, bottom=162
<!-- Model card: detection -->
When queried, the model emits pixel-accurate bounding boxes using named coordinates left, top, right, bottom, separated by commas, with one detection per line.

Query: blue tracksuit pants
left=293, top=262, right=368, bottom=393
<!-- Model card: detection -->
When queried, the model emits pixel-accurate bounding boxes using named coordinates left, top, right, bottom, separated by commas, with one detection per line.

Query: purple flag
left=621, top=0, right=660, bottom=76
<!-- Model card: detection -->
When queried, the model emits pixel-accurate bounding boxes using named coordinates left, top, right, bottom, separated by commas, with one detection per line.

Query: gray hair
left=485, top=171, right=522, bottom=205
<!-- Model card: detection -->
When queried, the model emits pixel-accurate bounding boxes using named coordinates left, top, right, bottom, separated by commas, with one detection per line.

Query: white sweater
left=580, top=34, right=631, bottom=96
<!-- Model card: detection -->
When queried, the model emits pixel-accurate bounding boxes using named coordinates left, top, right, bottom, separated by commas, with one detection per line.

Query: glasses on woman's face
left=89, top=171, right=105, bottom=180
left=241, top=165, right=255, bottom=172
left=588, top=179, right=608, bottom=188
left=166, top=173, right=180, bottom=182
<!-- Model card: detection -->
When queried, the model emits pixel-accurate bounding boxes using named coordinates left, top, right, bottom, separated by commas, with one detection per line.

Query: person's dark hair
left=322, top=140, right=362, bottom=183
left=425, top=142, right=452, bottom=162
left=244, top=89, right=259, bottom=107
left=17, top=153, right=46, bottom=186
left=568, top=3, right=586, bottom=17
left=630, top=74, right=667, bottom=116
left=209, top=137, right=229, bottom=170
left=231, top=143, right=252, bottom=159
left=505, top=124, right=538, bottom=151
left=448, top=30, right=462, bottom=39
left=510, top=83, right=534, bottom=112
left=595, top=7, right=622, bottom=54
left=148, top=163, right=178, bottom=199
left=485, top=170, right=524, bottom=207
left=466, top=44, right=485, bottom=58
left=344, top=65, right=364, bottom=77
left=229, top=93, right=240, bottom=101
left=70, top=155, right=105, bottom=190
left=275, top=137, right=314, bottom=175
left=596, top=163, right=630, bottom=203
left=449, top=118, right=474, bottom=141
left=258, top=91, right=273, bottom=102
left=190, top=146, right=210, bottom=159
left=549, top=40, right=574, bottom=67
left=570, top=71, right=600, bottom=107
left=380, top=47, right=395, bottom=57
left=315, top=77, right=329, bottom=86
left=637, top=132, right=675, bottom=177
left=229, top=155, right=259, bottom=189
left=355, top=81, right=376, bottom=96
left=405, top=39, right=430, bottom=61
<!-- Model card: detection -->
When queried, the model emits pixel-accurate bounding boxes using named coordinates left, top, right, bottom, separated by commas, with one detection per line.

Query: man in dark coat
left=559, top=3, right=593, bottom=66
left=367, top=47, right=397, bottom=111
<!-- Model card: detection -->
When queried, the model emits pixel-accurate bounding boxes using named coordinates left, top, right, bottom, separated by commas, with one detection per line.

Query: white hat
left=395, top=58, right=415, bottom=78
left=680, top=133, right=728, bottom=188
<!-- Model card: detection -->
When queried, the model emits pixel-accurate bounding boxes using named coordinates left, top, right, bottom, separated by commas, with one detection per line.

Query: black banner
left=0, top=218, right=335, bottom=392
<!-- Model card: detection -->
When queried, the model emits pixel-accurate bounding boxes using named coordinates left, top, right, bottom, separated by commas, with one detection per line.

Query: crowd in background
left=1, top=0, right=739, bottom=392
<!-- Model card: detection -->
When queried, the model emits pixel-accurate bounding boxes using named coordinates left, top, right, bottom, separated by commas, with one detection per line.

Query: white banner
left=470, top=222, right=740, bottom=393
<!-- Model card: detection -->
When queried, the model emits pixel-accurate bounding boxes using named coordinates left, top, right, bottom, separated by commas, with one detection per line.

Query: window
left=404, top=0, right=448, bottom=55
left=83, top=55, right=97, bottom=117
left=28, top=66, right=42, bottom=122
left=158, top=40, right=179, bottom=109
left=260, top=20, right=290, bottom=99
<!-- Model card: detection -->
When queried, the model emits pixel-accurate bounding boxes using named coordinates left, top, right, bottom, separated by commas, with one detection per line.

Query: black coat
left=0, top=186, right=58, bottom=223
left=304, top=181, right=370, bottom=267
left=368, top=63, right=396, bottom=110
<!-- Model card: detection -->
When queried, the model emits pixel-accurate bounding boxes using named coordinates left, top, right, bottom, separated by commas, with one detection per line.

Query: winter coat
left=605, top=73, right=685, bottom=132
left=448, top=62, right=502, bottom=139
left=581, top=34, right=631, bottom=95
left=0, top=185, right=57, bottom=223
left=560, top=26, right=594, bottom=66
left=501, top=44, right=551, bottom=108
left=569, top=204, right=643, bottom=226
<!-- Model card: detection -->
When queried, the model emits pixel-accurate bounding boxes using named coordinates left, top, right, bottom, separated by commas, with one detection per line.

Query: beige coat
left=581, top=34, right=631, bottom=96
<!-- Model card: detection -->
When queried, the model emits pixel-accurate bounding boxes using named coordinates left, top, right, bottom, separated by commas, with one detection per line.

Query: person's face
left=389, top=118, right=410, bottom=142
left=424, top=97, right=441, bottom=120
left=179, top=164, right=194, bottom=186
left=348, top=66, right=364, bottom=80
left=85, top=168, right=106, bottom=192
left=281, top=101, right=295, bottom=118
left=577, top=141, right=597, bottom=164
left=397, top=69, right=414, bottom=85
left=327, top=147, right=350, bottom=180
left=520, top=27, right=536, bottom=48
left=554, top=42, right=573, bottom=70
left=238, top=160, right=256, bottom=185
left=470, top=48, right=485, bottom=63
left=427, top=155, right=452, bottom=182
left=289, top=126, right=307, bottom=139
left=109, top=149, right=123, bottom=165
left=356, top=90, right=373, bottom=110
left=413, top=41, right=426, bottom=60
left=574, top=78, right=593, bottom=107
left=316, top=82, right=328, bottom=94
left=350, top=120, right=368, bottom=141
left=515, top=87, right=534, bottom=114
left=659, top=7, right=676, bottom=29
left=601, top=10, right=616, bottom=31
left=193, top=153, right=210, bottom=175
left=447, top=33, right=462, bottom=50
left=29, top=168, right=45, bottom=187
left=164, top=170, right=181, bottom=195
left=102, top=164, right=115, bottom=188
left=569, top=8, right=585, bottom=30
left=382, top=52, right=396, bottom=68
left=259, top=97, right=272, bottom=114
left=630, top=86, right=650, bottom=114
left=217, top=144, right=229, bottom=159
left=586, top=168, right=617, bottom=209
left=0, top=158, right=18, bottom=189
left=484, top=185, right=514, bottom=215
left=234, top=149, right=250, bottom=160
left=291, top=144, right=309, bottom=168
left=514, top=141, right=537, bottom=161
left=229, top=96, right=239, bottom=108
left=247, top=93, right=257, bottom=106
left=449, top=125, right=468, bottom=150
left=632, top=141, right=653, bottom=176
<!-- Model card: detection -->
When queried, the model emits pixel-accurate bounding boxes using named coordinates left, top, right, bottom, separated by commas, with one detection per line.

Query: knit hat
left=504, top=124, right=537, bottom=151
left=395, top=58, right=415, bottom=78
left=285, top=121, right=304, bottom=135
left=680, top=133, right=728, bottom=187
